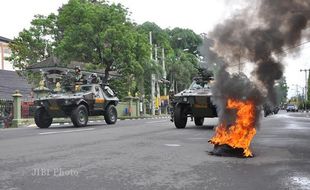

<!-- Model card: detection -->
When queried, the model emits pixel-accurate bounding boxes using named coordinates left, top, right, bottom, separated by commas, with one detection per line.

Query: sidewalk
left=287, top=111, right=310, bottom=118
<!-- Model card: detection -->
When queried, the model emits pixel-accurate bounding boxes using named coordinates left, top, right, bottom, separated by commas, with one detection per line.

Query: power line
left=229, top=40, right=310, bottom=68
left=281, top=40, right=310, bottom=54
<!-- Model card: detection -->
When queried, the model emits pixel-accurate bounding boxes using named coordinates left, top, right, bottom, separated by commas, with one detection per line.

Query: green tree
left=138, top=24, right=202, bottom=93
left=136, top=22, right=171, bottom=97
left=167, top=27, right=202, bottom=55
left=110, top=26, right=152, bottom=99
left=138, top=22, right=172, bottom=51
left=165, top=28, right=202, bottom=91
left=166, top=51, right=199, bottom=91
left=7, top=0, right=203, bottom=99
left=7, top=14, right=58, bottom=85
left=275, top=76, right=288, bottom=105
left=8, top=14, right=57, bottom=69
left=56, top=0, right=145, bottom=83
left=8, top=0, right=152, bottom=98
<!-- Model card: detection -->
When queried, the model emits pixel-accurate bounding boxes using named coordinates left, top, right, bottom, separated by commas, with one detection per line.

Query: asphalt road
left=0, top=111, right=310, bottom=190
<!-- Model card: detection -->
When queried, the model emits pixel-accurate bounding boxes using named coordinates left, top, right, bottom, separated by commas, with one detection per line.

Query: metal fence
left=0, top=99, right=13, bottom=128
left=21, top=101, right=35, bottom=118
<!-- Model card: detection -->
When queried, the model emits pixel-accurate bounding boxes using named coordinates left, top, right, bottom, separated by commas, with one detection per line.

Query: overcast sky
left=1, top=0, right=309, bottom=98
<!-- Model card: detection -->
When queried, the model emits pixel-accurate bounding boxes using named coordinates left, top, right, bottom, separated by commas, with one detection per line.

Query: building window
left=4, top=47, right=11, bottom=54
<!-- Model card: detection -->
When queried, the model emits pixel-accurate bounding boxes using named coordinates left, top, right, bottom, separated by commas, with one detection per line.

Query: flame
left=209, top=99, right=256, bottom=157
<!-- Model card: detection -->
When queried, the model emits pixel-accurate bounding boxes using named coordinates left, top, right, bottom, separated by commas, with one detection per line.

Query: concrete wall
left=116, top=102, right=129, bottom=117
left=116, top=101, right=139, bottom=117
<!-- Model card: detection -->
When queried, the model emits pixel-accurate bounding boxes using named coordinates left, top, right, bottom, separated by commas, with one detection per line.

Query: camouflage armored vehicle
left=170, top=77, right=217, bottom=129
left=34, top=83, right=119, bottom=128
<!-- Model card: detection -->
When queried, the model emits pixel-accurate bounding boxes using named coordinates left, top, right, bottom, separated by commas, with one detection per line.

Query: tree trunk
left=103, top=63, right=111, bottom=84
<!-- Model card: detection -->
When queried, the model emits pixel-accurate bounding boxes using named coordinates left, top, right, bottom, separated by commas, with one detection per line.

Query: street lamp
left=292, top=84, right=305, bottom=110
left=300, top=69, right=310, bottom=101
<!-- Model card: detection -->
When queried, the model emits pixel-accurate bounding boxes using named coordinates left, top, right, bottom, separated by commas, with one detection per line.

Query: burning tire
left=174, top=104, right=187, bottom=128
left=71, top=105, right=88, bottom=127
left=194, top=117, right=204, bottom=126
left=34, top=107, right=53, bottom=128
left=104, top=104, right=117, bottom=124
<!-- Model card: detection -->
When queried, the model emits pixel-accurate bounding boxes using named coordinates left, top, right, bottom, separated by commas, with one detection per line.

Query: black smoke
left=204, top=0, right=310, bottom=128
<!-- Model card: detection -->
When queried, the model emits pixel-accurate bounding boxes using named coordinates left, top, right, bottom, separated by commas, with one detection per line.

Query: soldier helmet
left=74, top=66, right=81, bottom=72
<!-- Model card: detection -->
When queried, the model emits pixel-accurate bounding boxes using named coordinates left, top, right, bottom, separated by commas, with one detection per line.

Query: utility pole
left=155, top=44, right=161, bottom=115
left=296, top=85, right=299, bottom=99
left=162, top=48, right=166, bottom=96
left=300, top=69, right=310, bottom=101
left=151, top=74, right=156, bottom=115
left=238, top=48, right=241, bottom=73
left=0, top=42, right=4, bottom=70
left=292, top=84, right=300, bottom=105
left=162, top=47, right=167, bottom=114
left=150, top=32, right=155, bottom=115
left=149, top=32, right=153, bottom=60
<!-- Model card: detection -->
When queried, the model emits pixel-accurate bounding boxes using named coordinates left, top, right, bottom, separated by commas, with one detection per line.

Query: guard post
left=12, top=90, right=22, bottom=128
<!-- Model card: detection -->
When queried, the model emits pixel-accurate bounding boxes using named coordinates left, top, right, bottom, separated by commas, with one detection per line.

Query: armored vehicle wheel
left=35, top=107, right=53, bottom=128
left=194, top=117, right=204, bottom=126
left=71, top=105, right=88, bottom=127
left=104, top=105, right=117, bottom=124
left=174, top=104, right=187, bottom=129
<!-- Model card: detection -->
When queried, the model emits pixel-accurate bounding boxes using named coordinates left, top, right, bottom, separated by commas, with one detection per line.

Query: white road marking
left=39, top=128, right=95, bottom=135
left=146, top=120, right=168, bottom=124
left=164, top=144, right=181, bottom=147
left=188, top=138, right=209, bottom=140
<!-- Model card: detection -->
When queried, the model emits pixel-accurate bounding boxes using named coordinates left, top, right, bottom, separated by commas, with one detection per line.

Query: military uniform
left=90, top=73, right=101, bottom=84
left=169, top=90, right=175, bottom=122
left=74, top=66, right=84, bottom=91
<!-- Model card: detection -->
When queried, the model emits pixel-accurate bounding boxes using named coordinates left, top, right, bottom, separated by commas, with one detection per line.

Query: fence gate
left=0, top=99, right=13, bottom=128
left=22, top=101, right=35, bottom=118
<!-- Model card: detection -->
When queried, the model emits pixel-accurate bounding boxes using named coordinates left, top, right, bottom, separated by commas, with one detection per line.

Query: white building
left=0, top=36, right=14, bottom=71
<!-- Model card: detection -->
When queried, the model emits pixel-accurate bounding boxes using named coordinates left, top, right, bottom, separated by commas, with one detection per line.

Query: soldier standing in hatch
left=90, top=73, right=101, bottom=84
left=74, top=66, right=84, bottom=84
left=169, top=89, right=175, bottom=122
left=74, top=66, right=85, bottom=91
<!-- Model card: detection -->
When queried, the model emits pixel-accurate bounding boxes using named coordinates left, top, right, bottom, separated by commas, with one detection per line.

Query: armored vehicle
left=263, top=103, right=280, bottom=117
left=34, top=84, right=119, bottom=128
left=171, top=77, right=217, bottom=128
